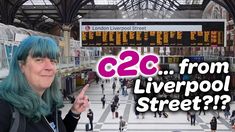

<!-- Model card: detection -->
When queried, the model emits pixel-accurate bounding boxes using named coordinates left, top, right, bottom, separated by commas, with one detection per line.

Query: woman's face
left=20, top=55, right=57, bottom=95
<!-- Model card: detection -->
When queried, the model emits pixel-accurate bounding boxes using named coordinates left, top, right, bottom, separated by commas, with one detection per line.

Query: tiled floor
left=61, top=81, right=235, bottom=132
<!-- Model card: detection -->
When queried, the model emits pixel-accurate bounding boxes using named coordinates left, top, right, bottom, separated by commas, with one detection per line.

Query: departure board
left=80, top=19, right=226, bottom=47
left=163, top=56, right=204, bottom=64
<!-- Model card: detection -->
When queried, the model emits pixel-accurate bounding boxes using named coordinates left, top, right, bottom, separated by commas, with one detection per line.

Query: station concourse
left=61, top=81, right=235, bottom=132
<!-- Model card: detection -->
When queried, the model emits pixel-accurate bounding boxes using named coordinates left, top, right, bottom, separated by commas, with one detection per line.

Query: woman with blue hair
left=0, top=36, right=89, bottom=132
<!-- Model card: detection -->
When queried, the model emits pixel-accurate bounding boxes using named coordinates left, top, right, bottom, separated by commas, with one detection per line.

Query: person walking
left=113, top=94, right=119, bottom=106
left=87, top=109, right=94, bottom=131
left=230, top=110, right=235, bottom=125
left=154, top=110, right=162, bottom=118
left=124, top=85, right=128, bottom=96
left=210, top=116, right=217, bottom=132
left=190, top=110, right=196, bottom=126
left=101, top=95, right=106, bottom=109
left=187, top=111, right=190, bottom=121
left=101, top=82, right=104, bottom=94
left=224, top=103, right=230, bottom=119
left=199, top=101, right=206, bottom=115
left=119, top=116, right=126, bottom=132
left=95, top=74, right=99, bottom=84
left=111, top=102, right=116, bottom=119
left=121, top=79, right=127, bottom=95
left=62, top=88, right=68, bottom=101
left=134, top=101, right=140, bottom=119
left=112, top=81, right=116, bottom=95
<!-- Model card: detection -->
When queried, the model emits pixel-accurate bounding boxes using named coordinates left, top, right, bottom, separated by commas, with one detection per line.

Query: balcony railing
left=0, top=55, right=102, bottom=79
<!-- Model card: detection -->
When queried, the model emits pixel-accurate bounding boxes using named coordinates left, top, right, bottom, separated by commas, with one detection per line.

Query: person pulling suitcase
left=87, top=109, right=94, bottom=131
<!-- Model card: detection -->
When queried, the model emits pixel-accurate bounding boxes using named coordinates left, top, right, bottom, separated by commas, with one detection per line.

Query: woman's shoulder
left=0, top=99, right=13, bottom=131
left=0, top=99, right=12, bottom=110
left=0, top=99, right=13, bottom=116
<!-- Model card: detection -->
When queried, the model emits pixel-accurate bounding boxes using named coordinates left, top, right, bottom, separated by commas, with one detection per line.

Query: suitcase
left=85, top=123, right=89, bottom=131
left=163, top=112, right=168, bottom=118
left=115, top=111, right=119, bottom=118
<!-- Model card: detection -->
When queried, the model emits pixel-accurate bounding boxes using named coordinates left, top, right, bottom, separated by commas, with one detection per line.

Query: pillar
left=62, top=24, right=72, bottom=64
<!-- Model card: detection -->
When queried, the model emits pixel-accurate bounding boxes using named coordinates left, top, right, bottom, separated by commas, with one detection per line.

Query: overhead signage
left=80, top=19, right=226, bottom=47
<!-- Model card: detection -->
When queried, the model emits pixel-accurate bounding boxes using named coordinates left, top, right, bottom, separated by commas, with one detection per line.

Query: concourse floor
left=61, top=81, right=235, bottom=132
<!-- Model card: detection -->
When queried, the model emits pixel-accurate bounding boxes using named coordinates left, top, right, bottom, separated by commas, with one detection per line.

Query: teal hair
left=0, top=36, right=63, bottom=122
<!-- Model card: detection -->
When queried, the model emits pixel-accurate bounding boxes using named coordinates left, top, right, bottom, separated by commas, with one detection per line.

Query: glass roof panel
left=23, top=0, right=204, bottom=6
left=177, top=0, right=203, bottom=5
left=116, top=0, right=205, bottom=19
left=23, top=0, right=120, bottom=5
left=94, top=0, right=119, bottom=5
left=23, top=0, right=52, bottom=5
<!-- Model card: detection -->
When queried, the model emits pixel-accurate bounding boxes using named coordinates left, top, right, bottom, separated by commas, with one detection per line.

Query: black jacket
left=210, top=119, right=217, bottom=130
left=0, top=100, right=79, bottom=132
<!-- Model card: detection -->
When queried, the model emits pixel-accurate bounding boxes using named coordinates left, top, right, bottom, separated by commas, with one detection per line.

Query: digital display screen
left=80, top=20, right=225, bottom=47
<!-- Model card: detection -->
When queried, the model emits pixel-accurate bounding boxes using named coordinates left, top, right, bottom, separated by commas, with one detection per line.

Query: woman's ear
left=18, top=61, right=25, bottom=73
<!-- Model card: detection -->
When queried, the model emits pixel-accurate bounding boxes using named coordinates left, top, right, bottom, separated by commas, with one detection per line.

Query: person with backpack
left=119, top=116, right=127, bottom=132
left=101, top=95, right=106, bottom=109
left=0, top=36, right=90, bottom=132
